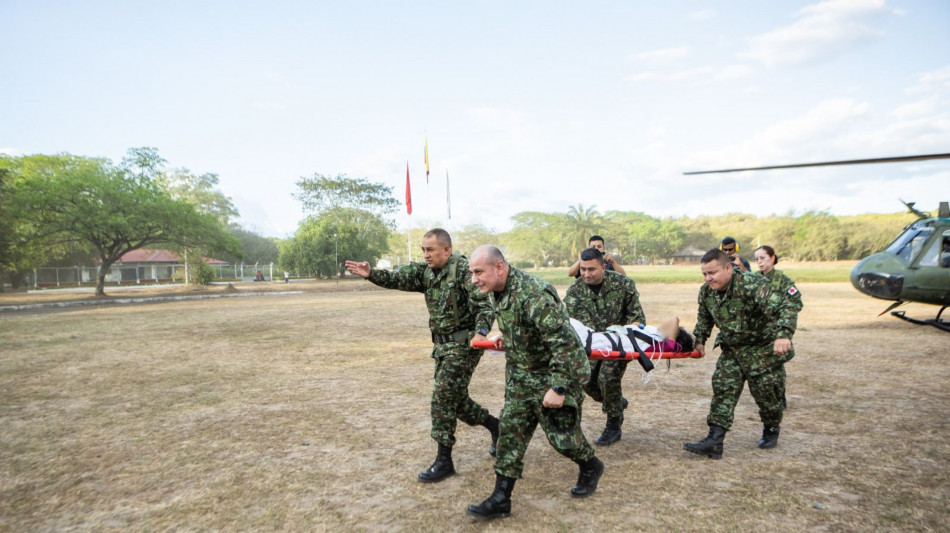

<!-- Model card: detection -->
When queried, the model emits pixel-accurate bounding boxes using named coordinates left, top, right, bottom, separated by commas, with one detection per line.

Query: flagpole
left=406, top=161, right=413, bottom=263
left=424, top=136, right=430, bottom=228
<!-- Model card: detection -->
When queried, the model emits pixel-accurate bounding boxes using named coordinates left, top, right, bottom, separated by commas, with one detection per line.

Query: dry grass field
left=1, top=279, right=948, bottom=532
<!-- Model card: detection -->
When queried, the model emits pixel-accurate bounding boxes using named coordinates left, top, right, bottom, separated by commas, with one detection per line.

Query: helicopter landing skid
left=891, top=306, right=950, bottom=332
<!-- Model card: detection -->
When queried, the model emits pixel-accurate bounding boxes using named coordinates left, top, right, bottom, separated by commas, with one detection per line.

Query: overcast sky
left=3, top=0, right=949, bottom=237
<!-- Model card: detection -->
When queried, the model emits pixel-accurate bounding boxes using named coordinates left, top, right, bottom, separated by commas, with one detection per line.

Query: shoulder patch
left=787, top=286, right=798, bottom=296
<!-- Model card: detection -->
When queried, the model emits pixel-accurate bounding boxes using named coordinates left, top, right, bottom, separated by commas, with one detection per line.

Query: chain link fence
left=26, top=264, right=276, bottom=288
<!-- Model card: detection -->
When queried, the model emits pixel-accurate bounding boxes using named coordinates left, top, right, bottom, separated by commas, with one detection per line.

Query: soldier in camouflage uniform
left=465, top=245, right=604, bottom=520
left=564, top=247, right=645, bottom=446
left=754, top=245, right=805, bottom=409
left=684, top=249, right=800, bottom=459
left=344, top=229, right=499, bottom=483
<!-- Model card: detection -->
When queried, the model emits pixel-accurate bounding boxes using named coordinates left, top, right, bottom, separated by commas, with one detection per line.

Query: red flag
left=405, top=162, right=412, bottom=214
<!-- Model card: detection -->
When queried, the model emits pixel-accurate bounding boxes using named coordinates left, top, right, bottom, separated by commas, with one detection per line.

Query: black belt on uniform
left=432, top=329, right=472, bottom=345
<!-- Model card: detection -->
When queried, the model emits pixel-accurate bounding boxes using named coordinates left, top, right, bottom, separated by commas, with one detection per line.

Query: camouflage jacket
left=490, top=267, right=590, bottom=388
left=564, top=270, right=646, bottom=331
left=763, top=269, right=804, bottom=314
left=693, top=270, right=799, bottom=366
left=368, top=253, right=493, bottom=337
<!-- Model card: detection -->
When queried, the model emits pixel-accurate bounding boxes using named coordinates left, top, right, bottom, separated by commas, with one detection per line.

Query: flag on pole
left=424, top=137, right=430, bottom=183
left=446, top=169, right=451, bottom=219
left=405, top=162, right=412, bottom=215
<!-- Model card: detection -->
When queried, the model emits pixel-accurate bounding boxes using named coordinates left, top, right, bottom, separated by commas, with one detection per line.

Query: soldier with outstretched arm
left=465, top=245, right=604, bottom=520
left=344, top=228, right=499, bottom=483
left=683, top=248, right=800, bottom=459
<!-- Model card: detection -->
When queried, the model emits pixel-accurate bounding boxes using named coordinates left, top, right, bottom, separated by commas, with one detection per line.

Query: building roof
left=117, top=249, right=227, bottom=265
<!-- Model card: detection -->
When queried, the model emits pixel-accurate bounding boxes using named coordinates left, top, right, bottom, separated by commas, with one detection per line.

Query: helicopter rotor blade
left=683, top=153, right=950, bottom=175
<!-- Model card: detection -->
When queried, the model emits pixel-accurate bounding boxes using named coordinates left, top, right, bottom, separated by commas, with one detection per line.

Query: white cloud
left=630, top=46, right=690, bottom=67
left=743, top=0, right=890, bottom=67
left=714, top=64, right=756, bottom=82
left=625, top=66, right=715, bottom=83
left=689, top=9, right=715, bottom=20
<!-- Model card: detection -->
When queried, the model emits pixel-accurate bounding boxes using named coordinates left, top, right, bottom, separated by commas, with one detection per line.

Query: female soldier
left=753, top=245, right=803, bottom=413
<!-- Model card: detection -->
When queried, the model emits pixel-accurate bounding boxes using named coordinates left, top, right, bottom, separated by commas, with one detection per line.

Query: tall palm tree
left=566, top=204, right=602, bottom=260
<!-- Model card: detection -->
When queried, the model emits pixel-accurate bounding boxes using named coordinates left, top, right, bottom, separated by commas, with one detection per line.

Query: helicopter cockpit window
left=941, top=232, right=950, bottom=268
left=917, top=230, right=947, bottom=267
left=885, top=227, right=933, bottom=263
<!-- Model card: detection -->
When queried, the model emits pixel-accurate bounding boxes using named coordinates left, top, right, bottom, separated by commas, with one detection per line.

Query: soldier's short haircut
left=720, top=236, right=738, bottom=247
left=588, top=234, right=605, bottom=245
left=701, top=248, right=731, bottom=265
left=424, top=228, right=452, bottom=248
left=480, top=245, right=506, bottom=265
left=579, top=247, right=605, bottom=264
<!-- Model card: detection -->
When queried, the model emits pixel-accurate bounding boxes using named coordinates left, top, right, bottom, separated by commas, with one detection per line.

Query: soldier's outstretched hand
left=344, top=260, right=371, bottom=279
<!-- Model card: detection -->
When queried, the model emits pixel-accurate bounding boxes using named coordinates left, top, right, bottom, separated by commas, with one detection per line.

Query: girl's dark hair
left=675, top=327, right=695, bottom=353
left=755, top=245, right=779, bottom=265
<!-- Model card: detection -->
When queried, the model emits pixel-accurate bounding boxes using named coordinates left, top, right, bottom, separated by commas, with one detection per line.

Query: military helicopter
left=685, top=153, right=950, bottom=332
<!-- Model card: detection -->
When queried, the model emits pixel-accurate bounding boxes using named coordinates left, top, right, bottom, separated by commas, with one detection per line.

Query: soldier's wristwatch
left=477, top=327, right=489, bottom=336
left=551, top=385, right=567, bottom=395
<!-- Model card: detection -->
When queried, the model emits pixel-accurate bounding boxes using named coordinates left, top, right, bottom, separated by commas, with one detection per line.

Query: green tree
left=787, top=210, right=847, bottom=261
left=282, top=207, right=391, bottom=277
left=161, top=168, right=240, bottom=225
left=11, top=152, right=240, bottom=296
left=289, top=174, right=398, bottom=277
left=224, top=226, right=280, bottom=265
left=503, top=212, right=569, bottom=269
left=566, top=204, right=602, bottom=261
left=0, top=154, right=107, bottom=289
left=452, top=223, right=499, bottom=256
left=294, top=173, right=400, bottom=215
left=604, top=211, right=684, bottom=264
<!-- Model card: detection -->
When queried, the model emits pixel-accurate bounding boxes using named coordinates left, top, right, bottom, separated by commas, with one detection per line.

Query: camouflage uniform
left=489, top=266, right=595, bottom=479
left=564, top=270, right=645, bottom=418
left=368, top=253, right=494, bottom=447
left=693, top=270, right=801, bottom=430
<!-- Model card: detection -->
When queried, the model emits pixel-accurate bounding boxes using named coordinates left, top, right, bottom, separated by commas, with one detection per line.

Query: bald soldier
left=344, top=229, right=499, bottom=483
left=465, top=245, right=603, bottom=520
left=683, top=249, right=800, bottom=459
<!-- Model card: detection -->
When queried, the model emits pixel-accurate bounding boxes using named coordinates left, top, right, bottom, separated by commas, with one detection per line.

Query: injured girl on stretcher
left=570, top=316, right=695, bottom=358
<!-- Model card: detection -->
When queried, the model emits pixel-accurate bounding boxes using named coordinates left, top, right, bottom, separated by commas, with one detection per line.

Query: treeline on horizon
left=1, top=149, right=918, bottom=287
left=385, top=205, right=916, bottom=269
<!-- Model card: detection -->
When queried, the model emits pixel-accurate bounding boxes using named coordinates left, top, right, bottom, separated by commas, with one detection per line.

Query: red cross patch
left=787, top=286, right=798, bottom=296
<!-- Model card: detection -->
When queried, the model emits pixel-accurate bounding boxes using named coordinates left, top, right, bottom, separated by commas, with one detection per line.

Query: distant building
left=113, top=249, right=226, bottom=283
left=672, top=246, right=706, bottom=265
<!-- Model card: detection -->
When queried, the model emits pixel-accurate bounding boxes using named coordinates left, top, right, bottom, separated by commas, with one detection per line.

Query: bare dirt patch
left=1, top=282, right=947, bottom=532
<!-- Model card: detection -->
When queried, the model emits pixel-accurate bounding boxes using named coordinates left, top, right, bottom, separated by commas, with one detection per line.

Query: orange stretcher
left=471, top=339, right=703, bottom=360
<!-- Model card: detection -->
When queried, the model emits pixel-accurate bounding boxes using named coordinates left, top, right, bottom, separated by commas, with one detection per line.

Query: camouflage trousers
left=494, top=370, right=595, bottom=479
left=430, top=344, right=491, bottom=447
left=707, top=349, right=786, bottom=430
left=583, top=359, right=629, bottom=418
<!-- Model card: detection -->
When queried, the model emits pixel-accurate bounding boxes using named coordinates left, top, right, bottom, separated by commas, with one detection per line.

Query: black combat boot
left=483, top=415, right=500, bottom=457
left=683, top=425, right=726, bottom=459
left=758, top=426, right=780, bottom=449
left=418, top=443, right=455, bottom=483
left=594, top=416, right=623, bottom=446
left=570, top=456, right=605, bottom=498
left=466, top=474, right=516, bottom=520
